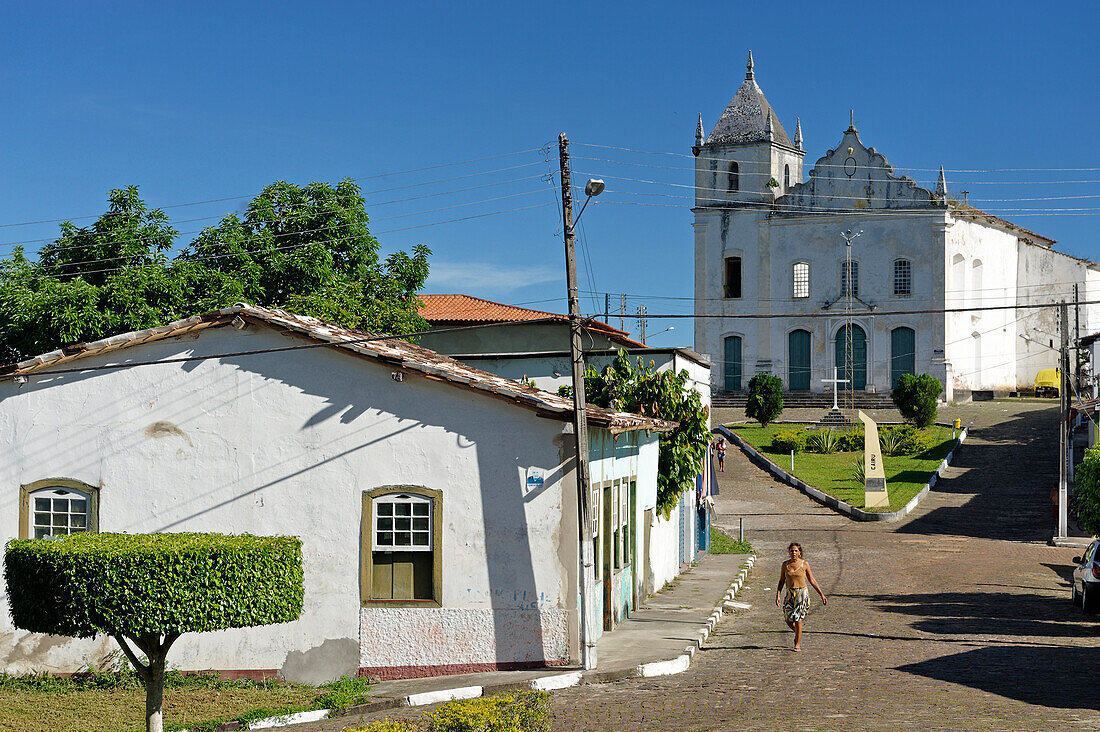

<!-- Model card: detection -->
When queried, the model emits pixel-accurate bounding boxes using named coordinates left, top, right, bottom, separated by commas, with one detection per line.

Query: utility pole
left=840, top=230, right=862, bottom=416
left=1058, top=300, right=1069, bottom=542
left=604, top=293, right=611, bottom=325
left=637, top=305, right=647, bottom=345
left=558, top=133, right=597, bottom=669
left=619, top=294, right=626, bottom=333
left=1074, top=284, right=1081, bottom=392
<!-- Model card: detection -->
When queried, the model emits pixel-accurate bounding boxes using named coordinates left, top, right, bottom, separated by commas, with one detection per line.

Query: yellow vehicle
left=1035, top=368, right=1060, bottom=397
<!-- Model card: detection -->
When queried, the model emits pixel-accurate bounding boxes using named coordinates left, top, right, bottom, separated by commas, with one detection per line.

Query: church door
left=788, top=330, right=811, bottom=390
left=890, top=327, right=916, bottom=388
left=834, top=325, right=867, bottom=390
left=723, top=336, right=742, bottom=391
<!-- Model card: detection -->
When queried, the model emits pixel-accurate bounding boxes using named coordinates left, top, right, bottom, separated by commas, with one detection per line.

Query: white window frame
left=30, top=487, right=92, bottom=539
left=372, top=492, right=432, bottom=552
left=591, top=481, right=601, bottom=539
left=792, top=261, right=810, bottom=298
left=893, top=259, right=912, bottom=297
left=841, top=260, right=860, bottom=297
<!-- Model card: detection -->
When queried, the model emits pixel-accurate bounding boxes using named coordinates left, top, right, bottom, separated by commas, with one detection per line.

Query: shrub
left=878, top=429, right=905, bottom=456
left=806, top=430, right=839, bottom=454
left=836, top=428, right=865, bottom=452
left=4, top=533, right=303, bottom=732
left=891, top=373, right=943, bottom=428
left=1074, top=445, right=1100, bottom=536
left=425, top=691, right=550, bottom=732
left=887, top=424, right=936, bottom=455
left=347, top=723, right=418, bottom=732
left=745, top=373, right=784, bottom=427
left=771, top=429, right=806, bottom=454
left=852, top=458, right=866, bottom=484
left=313, top=675, right=372, bottom=712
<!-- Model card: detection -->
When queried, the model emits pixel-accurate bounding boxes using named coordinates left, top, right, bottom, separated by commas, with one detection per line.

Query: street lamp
left=646, top=325, right=674, bottom=344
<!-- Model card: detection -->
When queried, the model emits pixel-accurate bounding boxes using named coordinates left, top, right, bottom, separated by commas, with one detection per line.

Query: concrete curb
left=216, top=554, right=757, bottom=730
left=715, top=424, right=968, bottom=522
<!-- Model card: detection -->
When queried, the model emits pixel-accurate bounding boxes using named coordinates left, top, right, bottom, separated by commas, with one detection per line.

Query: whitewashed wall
left=0, top=325, right=578, bottom=682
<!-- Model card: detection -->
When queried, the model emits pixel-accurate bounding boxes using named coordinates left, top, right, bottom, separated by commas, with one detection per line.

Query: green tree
left=0, top=181, right=431, bottom=362
left=1074, top=446, right=1100, bottom=537
left=891, top=373, right=943, bottom=428
left=745, top=373, right=783, bottom=427
left=4, top=533, right=303, bottom=732
left=577, top=351, right=710, bottom=516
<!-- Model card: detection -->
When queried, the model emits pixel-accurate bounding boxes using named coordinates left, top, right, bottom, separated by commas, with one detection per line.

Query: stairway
left=712, top=390, right=895, bottom=409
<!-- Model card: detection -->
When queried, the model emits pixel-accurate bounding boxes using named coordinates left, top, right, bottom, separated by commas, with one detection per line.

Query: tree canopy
left=0, top=181, right=430, bottom=362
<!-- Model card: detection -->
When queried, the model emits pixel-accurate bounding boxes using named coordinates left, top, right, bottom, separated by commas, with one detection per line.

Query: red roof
left=419, top=294, right=645, bottom=347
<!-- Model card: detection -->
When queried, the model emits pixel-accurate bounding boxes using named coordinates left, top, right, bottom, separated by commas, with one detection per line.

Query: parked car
left=1071, top=539, right=1100, bottom=612
left=1035, top=369, right=1060, bottom=397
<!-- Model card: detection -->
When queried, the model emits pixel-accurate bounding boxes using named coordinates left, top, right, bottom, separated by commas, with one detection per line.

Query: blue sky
left=1, top=1, right=1097, bottom=347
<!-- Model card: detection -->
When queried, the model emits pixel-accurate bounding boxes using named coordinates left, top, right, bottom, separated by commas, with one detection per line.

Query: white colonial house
left=694, top=52, right=1100, bottom=401
left=0, top=305, right=672, bottom=682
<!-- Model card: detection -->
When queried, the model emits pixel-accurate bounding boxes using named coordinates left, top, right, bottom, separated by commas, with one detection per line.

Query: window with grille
left=792, top=262, right=810, bottom=298
left=841, top=261, right=859, bottom=296
left=363, top=488, right=440, bottom=604
left=893, top=259, right=912, bottom=296
left=31, top=488, right=91, bottom=539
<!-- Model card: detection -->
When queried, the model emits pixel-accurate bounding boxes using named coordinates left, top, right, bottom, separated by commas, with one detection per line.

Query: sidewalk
left=275, top=552, right=753, bottom=730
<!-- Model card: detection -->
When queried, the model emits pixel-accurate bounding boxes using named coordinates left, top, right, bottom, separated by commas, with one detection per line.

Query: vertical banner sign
left=857, top=410, right=889, bottom=508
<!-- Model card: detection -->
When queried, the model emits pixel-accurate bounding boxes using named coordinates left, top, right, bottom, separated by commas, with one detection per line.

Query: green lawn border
left=713, top=423, right=968, bottom=522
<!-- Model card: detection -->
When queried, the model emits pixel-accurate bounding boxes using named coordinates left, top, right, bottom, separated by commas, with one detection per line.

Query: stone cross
left=821, top=367, right=850, bottom=410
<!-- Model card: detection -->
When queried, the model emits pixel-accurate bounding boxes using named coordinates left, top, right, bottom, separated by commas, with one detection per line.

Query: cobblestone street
left=546, top=401, right=1100, bottom=731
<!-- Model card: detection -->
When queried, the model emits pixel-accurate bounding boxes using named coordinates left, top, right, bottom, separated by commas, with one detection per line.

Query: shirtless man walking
left=775, top=542, right=827, bottom=650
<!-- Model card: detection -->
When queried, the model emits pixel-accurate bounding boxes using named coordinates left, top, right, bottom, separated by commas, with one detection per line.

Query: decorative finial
left=746, top=50, right=754, bottom=80
left=848, top=109, right=857, bottom=132
left=695, top=113, right=705, bottom=147
left=936, top=165, right=948, bottom=199
left=794, top=117, right=803, bottom=150
left=764, top=110, right=774, bottom=141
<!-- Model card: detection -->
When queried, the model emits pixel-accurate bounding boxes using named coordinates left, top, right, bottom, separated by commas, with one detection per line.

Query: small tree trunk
left=145, top=649, right=167, bottom=732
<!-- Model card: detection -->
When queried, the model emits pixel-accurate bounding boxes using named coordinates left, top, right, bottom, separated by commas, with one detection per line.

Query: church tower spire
left=696, top=113, right=705, bottom=147
left=746, top=50, right=754, bottom=81
left=936, top=165, right=948, bottom=199
left=794, top=117, right=803, bottom=150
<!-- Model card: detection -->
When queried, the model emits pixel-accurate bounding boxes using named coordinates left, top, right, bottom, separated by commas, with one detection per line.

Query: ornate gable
left=775, top=122, right=944, bottom=214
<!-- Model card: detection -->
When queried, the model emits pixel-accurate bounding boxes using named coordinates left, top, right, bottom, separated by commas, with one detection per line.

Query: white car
left=1071, top=539, right=1100, bottom=612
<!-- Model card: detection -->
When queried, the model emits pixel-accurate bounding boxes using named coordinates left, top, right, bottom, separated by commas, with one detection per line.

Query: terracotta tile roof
left=419, top=294, right=645, bottom=348
left=0, top=304, right=673, bottom=434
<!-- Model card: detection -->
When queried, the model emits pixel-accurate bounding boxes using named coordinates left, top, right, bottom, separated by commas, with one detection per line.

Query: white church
left=693, top=52, right=1100, bottom=401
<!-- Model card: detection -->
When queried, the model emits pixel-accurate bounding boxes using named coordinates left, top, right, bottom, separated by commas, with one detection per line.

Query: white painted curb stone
left=407, top=685, right=483, bottom=707
left=530, top=671, right=583, bottom=690
left=249, top=709, right=329, bottom=729
left=638, top=653, right=691, bottom=677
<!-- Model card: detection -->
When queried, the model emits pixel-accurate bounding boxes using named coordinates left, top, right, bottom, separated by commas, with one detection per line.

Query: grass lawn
left=0, top=672, right=370, bottom=732
left=727, top=424, right=957, bottom=513
left=710, top=527, right=753, bottom=554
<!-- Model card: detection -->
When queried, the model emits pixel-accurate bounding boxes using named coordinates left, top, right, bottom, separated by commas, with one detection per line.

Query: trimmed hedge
left=4, top=532, right=303, bottom=638
left=771, top=429, right=806, bottom=454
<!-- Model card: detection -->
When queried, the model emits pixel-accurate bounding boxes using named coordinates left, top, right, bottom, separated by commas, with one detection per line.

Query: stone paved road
left=544, top=401, right=1100, bottom=731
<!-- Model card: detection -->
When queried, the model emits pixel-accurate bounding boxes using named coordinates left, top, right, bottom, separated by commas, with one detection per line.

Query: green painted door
left=723, top=336, right=742, bottom=391
left=834, top=325, right=867, bottom=390
left=788, top=330, right=811, bottom=390
left=891, top=327, right=916, bottom=388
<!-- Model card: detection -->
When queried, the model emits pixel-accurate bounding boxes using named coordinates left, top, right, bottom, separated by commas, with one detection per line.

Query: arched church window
left=784, top=164, right=790, bottom=191
left=728, top=162, right=739, bottom=192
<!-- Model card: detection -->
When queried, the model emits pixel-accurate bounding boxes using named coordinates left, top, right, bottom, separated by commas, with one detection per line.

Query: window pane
left=377, top=517, right=393, bottom=530
left=70, top=514, right=87, bottom=528
left=413, top=503, right=429, bottom=516
left=394, top=517, right=411, bottom=530
left=377, top=503, right=393, bottom=516
left=395, top=531, right=412, bottom=546
left=395, top=503, right=411, bottom=516
left=34, top=528, right=49, bottom=539
left=34, top=513, right=51, bottom=527
left=35, top=498, right=50, bottom=512
left=377, top=532, right=393, bottom=545
left=53, top=499, right=68, bottom=512
left=53, top=514, right=68, bottom=527
left=412, top=533, right=429, bottom=546
left=70, top=499, right=87, bottom=515
left=412, top=517, right=429, bottom=531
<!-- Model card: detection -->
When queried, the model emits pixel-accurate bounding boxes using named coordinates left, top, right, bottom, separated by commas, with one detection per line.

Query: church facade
left=693, top=53, right=1100, bottom=401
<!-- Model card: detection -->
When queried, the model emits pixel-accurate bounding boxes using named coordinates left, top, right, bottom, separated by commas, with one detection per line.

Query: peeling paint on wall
left=281, top=638, right=358, bottom=684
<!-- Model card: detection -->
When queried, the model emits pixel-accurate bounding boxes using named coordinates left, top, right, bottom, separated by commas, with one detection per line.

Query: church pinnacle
left=696, top=113, right=705, bottom=147
left=746, top=50, right=754, bottom=80
left=936, top=165, right=948, bottom=199
left=764, top=111, right=774, bottom=141
left=794, top=117, right=803, bottom=150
